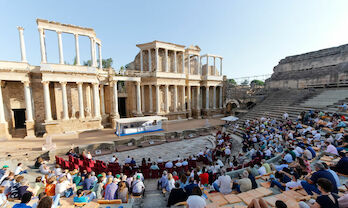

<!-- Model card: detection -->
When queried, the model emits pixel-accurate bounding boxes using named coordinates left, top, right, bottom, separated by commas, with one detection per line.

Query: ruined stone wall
left=266, top=43, right=348, bottom=89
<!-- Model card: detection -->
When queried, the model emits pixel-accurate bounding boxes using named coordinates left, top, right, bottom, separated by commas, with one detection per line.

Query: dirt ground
left=0, top=118, right=225, bottom=160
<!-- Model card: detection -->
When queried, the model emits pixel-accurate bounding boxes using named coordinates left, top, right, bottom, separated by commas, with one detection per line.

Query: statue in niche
left=85, top=107, right=91, bottom=118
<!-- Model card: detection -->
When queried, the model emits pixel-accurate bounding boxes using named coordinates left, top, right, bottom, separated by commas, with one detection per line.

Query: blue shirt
left=310, top=170, right=338, bottom=193
left=275, top=164, right=288, bottom=171
left=83, top=178, right=94, bottom=190
left=73, top=196, right=89, bottom=203
left=335, top=156, right=348, bottom=174
left=12, top=203, right=32, bottom=208
left=284, top=153, right=293, bottom=163
left=307, top=146, right=316, bottom=158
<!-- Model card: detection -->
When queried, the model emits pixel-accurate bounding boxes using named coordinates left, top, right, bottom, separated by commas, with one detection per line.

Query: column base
left=0, top=122, right=11, bottom=140
left=111, top=114, right=120, bottom=129
left=135, top=112, right=144, bottom=117
left=192, top=109, right=201, bottom=119
left=25, top=121, right=36, bottom=139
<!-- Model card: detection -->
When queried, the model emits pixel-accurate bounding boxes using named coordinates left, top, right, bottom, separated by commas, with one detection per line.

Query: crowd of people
left=0, top=109, right=348, bottom=207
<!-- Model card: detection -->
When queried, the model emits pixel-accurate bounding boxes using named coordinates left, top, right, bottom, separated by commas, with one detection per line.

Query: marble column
left=149, top=85, right=153, bottom=113
left=206, top=56, right=209, bottom=75
left=17, top=27, right=27, bottom=62
left=74, top=34, right=80, bottom=65
left=136, top=82, right=142, bottom=115
left=57, top=31, right=64, bottom=64
left=93, top=83, right=101, bottom=118
left=90, top=37, right=96, bottom=67
left=60, top=82, right=69, bottom=120
left=197, top=55, right=200, bottom=75
left=220, top=58, right=223, bottom=75
left=187, top=86, right=191, bottom=112
left=140, top=50, right=143, bottom=72
left=164, top=49, right=168, bottom=72
left=164, top=85, right=169, bottom=113
left=219, top=86, right=223, bottom=108
left=113, top=81, right=119, bottom=118
left=205, top=86, right=209, bottom=109
left=100, top=85, right=105, bottom=116
left=188, top=55, right=191, bottom=74
left=77, top=82, right=84, bottom=119
left=173, top=85, right=178, bottom=112
left=38, top=28, right=47, bottom=63
left=182, top=52, right=185, bottom=73
left=182, top=86, right=185, bottom=111
left=148, top=49, right=152, bottom=72
left=173, top=51, right=177, bottom=73
left=141, top=85, right=145, bottom=112
left=23, top=81, right=33, bottom=122
left=213, top=57, right=216, bottom=75
left=155, top=48, right=159, bottom=72
left=42, top=81, right=53, bottom=121
left=0, top=81, right=5, bottom=123
left=155, top=85, right=160, bottom=114
left=86, top=85, right=91, bottom=116
left=98, top=44, right=102, bottom=69
left=196, top=86, right=200, bottom=110
left=213, top=86, right=216, bottom=109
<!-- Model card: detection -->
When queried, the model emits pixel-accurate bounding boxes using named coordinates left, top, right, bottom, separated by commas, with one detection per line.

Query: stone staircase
left=236, top=89, right=318, bottom=126
left=300, top=88, right=348, bottom=109
left=142, top=179, right=167, bottom=208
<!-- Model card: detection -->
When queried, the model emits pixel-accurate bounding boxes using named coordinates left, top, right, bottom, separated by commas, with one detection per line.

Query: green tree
left=228, top=79, right=237, bottom=85
left=250, top=79, right=265, bottom=86
left=83, top=58, right=113, bottom=68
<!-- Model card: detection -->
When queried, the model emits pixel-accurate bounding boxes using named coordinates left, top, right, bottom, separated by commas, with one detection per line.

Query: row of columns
left=112, top=81, right=142, bottom=118
left=38, top=28, right=102, bottom=69
left=140, top=48, right=185, bottom=73
left=139, top=85, right=223, bottom=114
left=42, top=81, right=105, bottom=122
left=202, top=56, right=223, bottom=76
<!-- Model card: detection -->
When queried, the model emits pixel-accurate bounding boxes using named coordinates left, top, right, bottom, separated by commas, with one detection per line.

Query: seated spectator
left=104, top=178, right=118, bottom=200
left=322, top=163, right=341, bottom=188
left=325, top=141, right=339, bottom=156
left=167, top=182, right=187, bottom=207
left=73, top=189, right=96, bottom=203
left=124, top=156, right=131, bottom=164
left=184, top=177, right=198, bottom=196
left=82, top=174, right=94, bottom=190
left=199, top=168, right=209, bottom=187
left=301, top=163, right=338, bottom=195
left=310, top=178, right=339, bottom=208
left=234, top=170, right=252, bottom=193
left=53, top=164, right=62, bottom=176
left=14, top=163, right=27, bottom=175
left=55, top=176, right=75, bottom=198
left=18, top=179, right=32, bottom=200
left=44, top=176, right=56, bottom=197
left=213, top=170, right=232, bottom=194
left=1, top=172, right=15, bottom=195
left=73, top=172, right=82, bottom=185
left=93, top=177, right=104, bottom=199
left=166, top=173, right=175, bottom=192
left=39, top=163, right=50, bottom=175
left=158, top=171, right=168, bottom=191
left=132, top=175, right=145, bottom=197
left=186, top=186, right=206, bottom=208
left=12, top=192, right=32, bottom=208
left=150, top=162, right=159, bottom=170
left=117, top=181, right=128, bottom=203
left=283, top=150, right=293, bottom=163
left=246, top=168, right=258, bottom=189
left=0, top=186, right=8, bottom=207
left=165, top=161, right=173, bottom=169
left=157, top=156, right=164, bottom=163
left=331, top=151, right=348, bottom=175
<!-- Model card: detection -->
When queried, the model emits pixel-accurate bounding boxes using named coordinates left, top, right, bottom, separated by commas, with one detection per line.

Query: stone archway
left=225, top=99, right=240, bottom=114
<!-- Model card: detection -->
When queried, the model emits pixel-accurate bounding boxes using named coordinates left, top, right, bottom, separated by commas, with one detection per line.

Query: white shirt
left=187, top=195, right=206, bottom=208
left=55, top=180, right=69, bottom=195
left=258, top=166, right=267, bottom=176
left=165, top=162, right=173, bottom=168
left=175, top=162, right=182, bottom=167
left=224, top=148, right=231, bottom=155
left=125, top=157, right=132, bottom=164
left=217, top=159, right=224, bottom=167
left=265, top=149, right=272, bottom=157
left=132, top=180, right=145, bottom=194
left=182, top=161, right=188, bottom=166
left=295, top=146, right=304, bottom=154
left=110, top=157, right=116, bottom=163
left=87, top=153, right=92, bottom=159
left=217, top=175, right=232, bottom=194
left=14, top=166, right=23, bottom=175
left=157, top=158, right=163, bottom=163
left=285, top=180, right=301, bottom=190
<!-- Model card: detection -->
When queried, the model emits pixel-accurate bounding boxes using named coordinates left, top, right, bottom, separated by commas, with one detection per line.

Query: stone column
left=77, top=82, right=84, bottom=119
left=90, top=37, right=96, bottom=67
left=136, top=82, right=142, bottom=115
left=206, top=56, right=209, bottom=75
left=164, top=85, right=169, bottom=113
left=100, top=85, right=105, bottom=116
left=149, top=85, right=153, bottom=113
left=140, top=50, right=143, bottom=72
left=86, top=85, right=91, bottom=116
left=17, top=27, right=27, bottom=62
left=155, top=85, right=160, bottom=114
left=74, top=34, right=80, bottom=65
left=38, top=28, right=47, bottom=63
left=187, top=85, right=191, bottom=112
left=0, top=81, right=5, bottom=123
left=182, top=86, right=185, bottom=111
left=164, top=49, right=168, bottom=72
left=57, top=31, right=64, bottom=64
left=60, top=82, right=69, bottom=120
left=23, top=81, right=33, bottom=122
left=205, top=86, right=209, bottom=109
left=188, top=55, right=191, bottom=74
left=220, top=58, right=223, bottom=75
left=98, top=44, right=102, bottom=69
left=42, top=81, right=53, bottom=121
left=155, top=48, right=159, bottom=72
left=197, top=55, right=200, bottom=75
left=182, top=51, right=185, bottom=73
left=93, top=83, right=101, bottom=119
left=173, top=51, right=177, bottom=73
left=113, top=81, right=119, bottom=118
left=173, top=85, right=178, bottom=112
left=213, top=57, right=216, bottom=75
left=141, top=85, right=145, bottom=112
left=219, top=86, right=223, bottom=108
left=213, top=86, right=216, bottom=109
left=148, top=49, right=152, bottom=72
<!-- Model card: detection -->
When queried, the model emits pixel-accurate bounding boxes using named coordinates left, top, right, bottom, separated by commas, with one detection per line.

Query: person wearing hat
left=132, top=175, right=145, bottom=197
left=0, top=165, right=9, bottom=183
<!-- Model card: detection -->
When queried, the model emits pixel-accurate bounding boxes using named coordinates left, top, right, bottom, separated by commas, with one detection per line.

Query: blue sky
left=1, top=0, right=348, bottom=79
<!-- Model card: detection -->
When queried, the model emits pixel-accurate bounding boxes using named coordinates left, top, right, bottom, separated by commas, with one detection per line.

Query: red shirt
left=173, top=175, right=179, bottom=181
left=199, top=173, right=209, bottom=185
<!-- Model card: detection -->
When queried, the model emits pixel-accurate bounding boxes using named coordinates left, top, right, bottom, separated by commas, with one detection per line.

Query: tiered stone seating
left=300, top=88, right=348, bottom=108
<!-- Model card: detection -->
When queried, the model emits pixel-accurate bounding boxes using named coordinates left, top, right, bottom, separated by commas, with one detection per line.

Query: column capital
left=74, top=33, right=79, bottom=38
left=56, top=31, right=63, bottom=35
left=111, top=80, right=118, bottom=85
left=59, top=81, right=67, bottom=86
left=38, top=28, right=44, bottom=33
left=76, top=82, right=83, bottom=86
left=41, top=81, right=50, bottom=85
left=92, top=82, right=99, bottom=86
left=136, top=81, right=141, bottom=85
left=21, top=80, right=30, bottom=87
left=17, top=26, right=24, bottom=31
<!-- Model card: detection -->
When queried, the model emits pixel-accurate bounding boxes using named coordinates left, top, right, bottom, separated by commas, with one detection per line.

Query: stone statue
left=85, top=107, right=91, bottom=118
